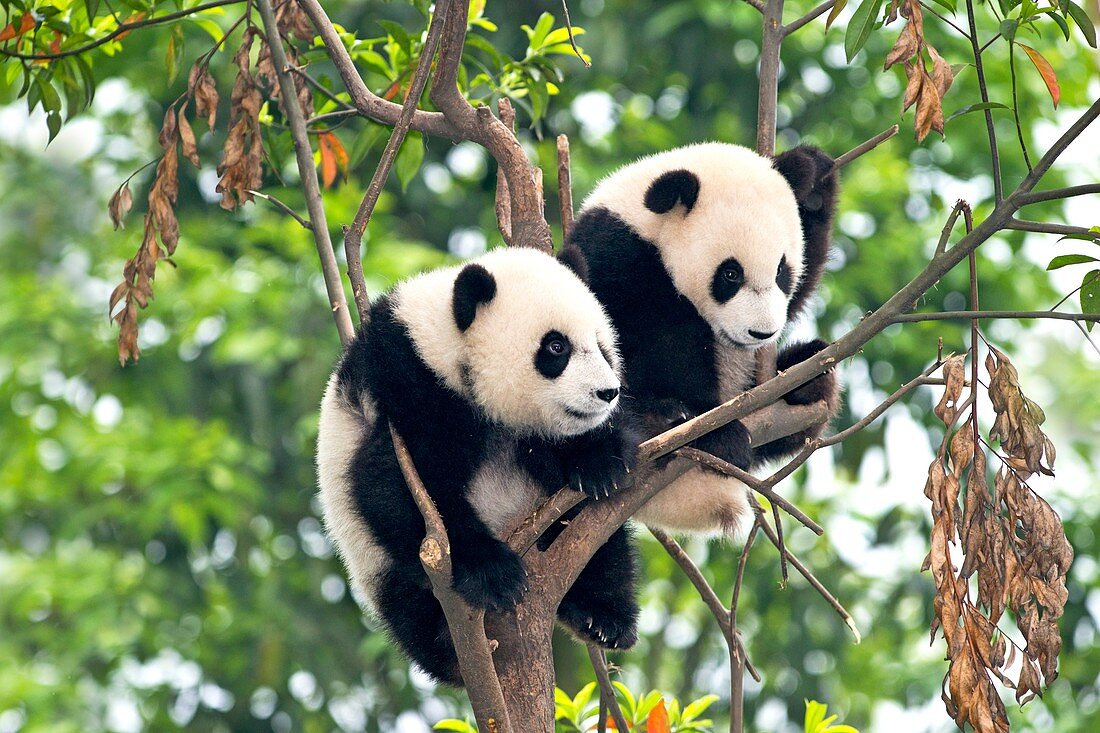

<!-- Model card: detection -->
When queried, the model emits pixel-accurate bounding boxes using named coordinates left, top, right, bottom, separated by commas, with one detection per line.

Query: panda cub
left=567, top=142, right=841, bottom=536
left=316, top=247, right=640, bottom=685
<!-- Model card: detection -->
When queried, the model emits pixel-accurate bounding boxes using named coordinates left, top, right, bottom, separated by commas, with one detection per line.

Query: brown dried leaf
left=158, top=106, right=178, bottom=151
left=934, top=355, right=966, bottom=423
left=914, top=68, right=944, bottom=142
left=108, top=183, right=133, bottom=230
left=928, top=43, right=955, bottom=98
left=902, top=61, right=924, bottom=112
left=188, top=62, right=220, bottom=130
left=884, top=20, right=920, bottom=70
left=179, top=112, right=200, bottom=167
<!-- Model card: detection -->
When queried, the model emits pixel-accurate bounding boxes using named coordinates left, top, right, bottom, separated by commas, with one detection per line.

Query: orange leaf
left=382, top=80, right=402, bottom=101
left=1018, top=44, right=1060, bottom=108
left=318, top=131, right=338, bottom=188
left=0, top=12, right=36, bottom=42
left=115, top=12, right=145, bottom=41
left=646, top=699, right=670, bottom=733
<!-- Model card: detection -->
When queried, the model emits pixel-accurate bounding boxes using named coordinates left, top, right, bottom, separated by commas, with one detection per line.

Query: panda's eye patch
left=535, top=331, right=572, bottom=379
left=776, top=256, right=793, bottom=294
left=710, top=257, right=744, bottom=303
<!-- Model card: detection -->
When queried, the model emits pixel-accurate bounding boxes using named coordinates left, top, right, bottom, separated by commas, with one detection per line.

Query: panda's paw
left=777, top=339, right=839, bottom=408
left=558, top=598, right=639, bottom=650
left=567, top=449, right=631, bottom=500
left=451, top=540, right=528, bottom=610
left=692, top=419, right=753, bottom=470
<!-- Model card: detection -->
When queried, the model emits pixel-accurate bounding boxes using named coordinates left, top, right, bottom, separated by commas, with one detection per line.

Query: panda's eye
left=722, top=267, right=742, bottom=284
left=710, top=257, right=745, bottom=303
left=536, top=331, right=572, bottom=379
left=776, top=256, right=793, bottom=294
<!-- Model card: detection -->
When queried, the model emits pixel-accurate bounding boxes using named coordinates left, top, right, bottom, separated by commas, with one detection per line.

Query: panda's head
left=583, top=143, right=832, bottom=348
left=450, top=248, right=622, bottom=437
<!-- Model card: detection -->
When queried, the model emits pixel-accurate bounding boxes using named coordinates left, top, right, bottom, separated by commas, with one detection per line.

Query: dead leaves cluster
left=108, top=6, right=320, bottom=363
left=924, top=350, right=1073, bottom=732
left=883, top=0, right=954, bottom=141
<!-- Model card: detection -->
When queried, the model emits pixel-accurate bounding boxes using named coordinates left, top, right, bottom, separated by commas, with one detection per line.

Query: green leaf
left=928, top=0, right=958, bottom=13
left=432, top=720, right=477, bottom=733
left=36, top=77, right=62, bottom=115
left=572, top=681, right=596, bottom=714
left=395, top=132, right=425, bottom=191
left=525, top=12, right=556, bottom=51
left=376, top=20, right=412, bottom=54
left=46, top=111, right=61, bottom=143
left=681, top=694, right=719, bottom=723
left=1000, top=18, right=1020, bottom=41
left=946, top=101, right=1010, bottom=123
left=805, top=700, right=828, bottom=733
left=845, top=0, right=884, bottom=62
left=1067, top=1, right=1098, bottom=47
left=1082, top=270, right=1100, bottom=331
left=611, top=681, right=636, bottom=718
left=543, top=25, right=585, bottom=47
left=1047, top=254, right=1099, bottom=270
left=1048, top=9, right=1072, bottom=40
left=166, top=25, right=184, bottom=85
left=826, top=0, right=849, bottom=30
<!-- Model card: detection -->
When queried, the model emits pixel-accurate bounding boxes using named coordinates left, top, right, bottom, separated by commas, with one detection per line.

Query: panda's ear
left=644, top=169, right=700, bottom=214
left=557, top=245, right=590, bottom=283
left=774, top=145, right=836, bottom=203
left=453, top=263, right=497, bottom=332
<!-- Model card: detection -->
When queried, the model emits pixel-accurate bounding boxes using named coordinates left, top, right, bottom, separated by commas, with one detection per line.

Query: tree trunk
left=488, top=593, right=559, bottom=730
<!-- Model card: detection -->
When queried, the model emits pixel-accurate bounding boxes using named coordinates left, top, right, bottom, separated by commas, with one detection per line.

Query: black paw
left=777, top=339, right=838, bottom=407
left=451, top=540, right=527, bottom=610
left=692, top=419, right=753, bottom=470
left=558, top=598, right=639, bottom=650
left=566, top=447, right=631, bottom=500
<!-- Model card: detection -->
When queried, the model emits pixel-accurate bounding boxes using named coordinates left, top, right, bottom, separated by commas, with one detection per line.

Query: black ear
left=644, top=169, right=700, bottom=214
left=773, top=145, right=837, bottom=212
left=557, top=245, right=590, bottom=283
left=453, top=263, right=496, bottom=331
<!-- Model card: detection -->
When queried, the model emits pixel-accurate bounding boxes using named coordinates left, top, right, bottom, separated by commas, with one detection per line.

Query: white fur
left=583, top=143, right=807, bottom=537
left=395, top=247, right=622, bottom=437
left=583, top=142, right=805, bottom=346
left=316, top=373, right=388, bottom=606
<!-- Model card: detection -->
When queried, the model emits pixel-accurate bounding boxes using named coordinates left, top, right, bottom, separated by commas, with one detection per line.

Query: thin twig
left=935, top=200, right=970, bottom=256
left=557, top=134, right=575, bottom=242
left=729, top=521, right=759, bottom=733
left=0, top=0, right=245, bottom=60
left=742, top=0, right=767, bottom=13
left=246, top=189, right=311, bottom=229
left=1008, top=43, right=1035, bottom=172
left=1050, top=270, right=1100, bottom=311
left=831, top=125, right=900, bottom=171
left=783, top=0, right=837, bottom=36
left=587, top=645, right=630, bottom=733
left=965, top=0, right=1003, bottom=202
left=1017, top=184, right=1100, bottom=206
left=1073, top=320, right=1100, bottom=358
left=648, top=527, right=760, bottom=681
left=750, top=496, right=862, bottom=643
left=772, top=501, right=788, bottom=585
left=560, top=0, right=591, bottom=68
left=343, top=0, right=449, bottom=326
left=1006, top=219, right=1099, bottom=237
left=919, top=1, right=971, bottom=40
left=892, top=310, right=1100, bottom=323
left=674, top=447, right=824, bottom=535
left=256, top=0, right=354, bottom=345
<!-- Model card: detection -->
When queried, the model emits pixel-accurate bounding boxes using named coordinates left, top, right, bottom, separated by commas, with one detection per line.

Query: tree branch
left=831, top=124, right=899, bottom=171
left=257, top=0, right=354, bottom=345
left=495, top=98, right=517, bottom=246
left=755, top=0, right=786, bottom=156
left=1006, top=219, right=1100, bottom=237
left=557, top=134, right=576, bottom=241
left=342, top=0, right=448, bottom=326
left=893, top=310, right=1100, bottom=323
left=965, top=0, right=1003, bottom=202
left=586, top=645, right=631, bottom=733
left=388, top=425, right=512, bottom=733
left=296, top=0, right=461, bottom=140
left=0, top=0, right=246, bottom=60
left=1017, top=184, right=1100, bottom=206
left=783, top=0, right=836, bottom=36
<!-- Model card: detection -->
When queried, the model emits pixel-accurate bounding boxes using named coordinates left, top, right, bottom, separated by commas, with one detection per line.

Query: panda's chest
left=468, top=432, right=543, bottom=534
left=713, top=344, right=757, bottom=402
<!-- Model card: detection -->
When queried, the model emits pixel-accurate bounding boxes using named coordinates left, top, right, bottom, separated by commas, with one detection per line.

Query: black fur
left=557, top=244, right=590, bottom=282
left=568, top=145, right=840, bottom=490
left=336, top=286, right=639, bottom=685
left=452, top=263, right=496, bottom=332
left=773, top=146, right=839, bottom=321
left=644, top=169, right=700, bottom=213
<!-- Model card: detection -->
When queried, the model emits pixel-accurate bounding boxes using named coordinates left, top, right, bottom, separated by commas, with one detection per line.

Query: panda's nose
left=596, top=387, right=620, bottom=403
left=748, top=329, right=776, bottom=340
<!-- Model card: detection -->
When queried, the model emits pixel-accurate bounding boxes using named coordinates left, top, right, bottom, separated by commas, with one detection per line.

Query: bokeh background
left=1, top=1, right=1098, bottom=731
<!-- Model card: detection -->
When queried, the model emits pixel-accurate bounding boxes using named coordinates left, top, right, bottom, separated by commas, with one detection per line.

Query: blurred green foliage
left=1, top=1, right=1098, bottom=732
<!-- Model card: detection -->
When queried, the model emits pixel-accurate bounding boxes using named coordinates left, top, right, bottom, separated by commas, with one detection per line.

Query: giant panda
left=566, top=142, right=841, bottom=536
left=316, top=247, right=640, bottom=685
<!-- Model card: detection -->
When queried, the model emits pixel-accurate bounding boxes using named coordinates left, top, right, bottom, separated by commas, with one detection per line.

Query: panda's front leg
left=690, top=418, right=755, bottom=470
left=520, top=414, right=640, bottom=499
left=753, top=338, right=840, bottom=463
left=557, top=524, right=639, bottom=650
